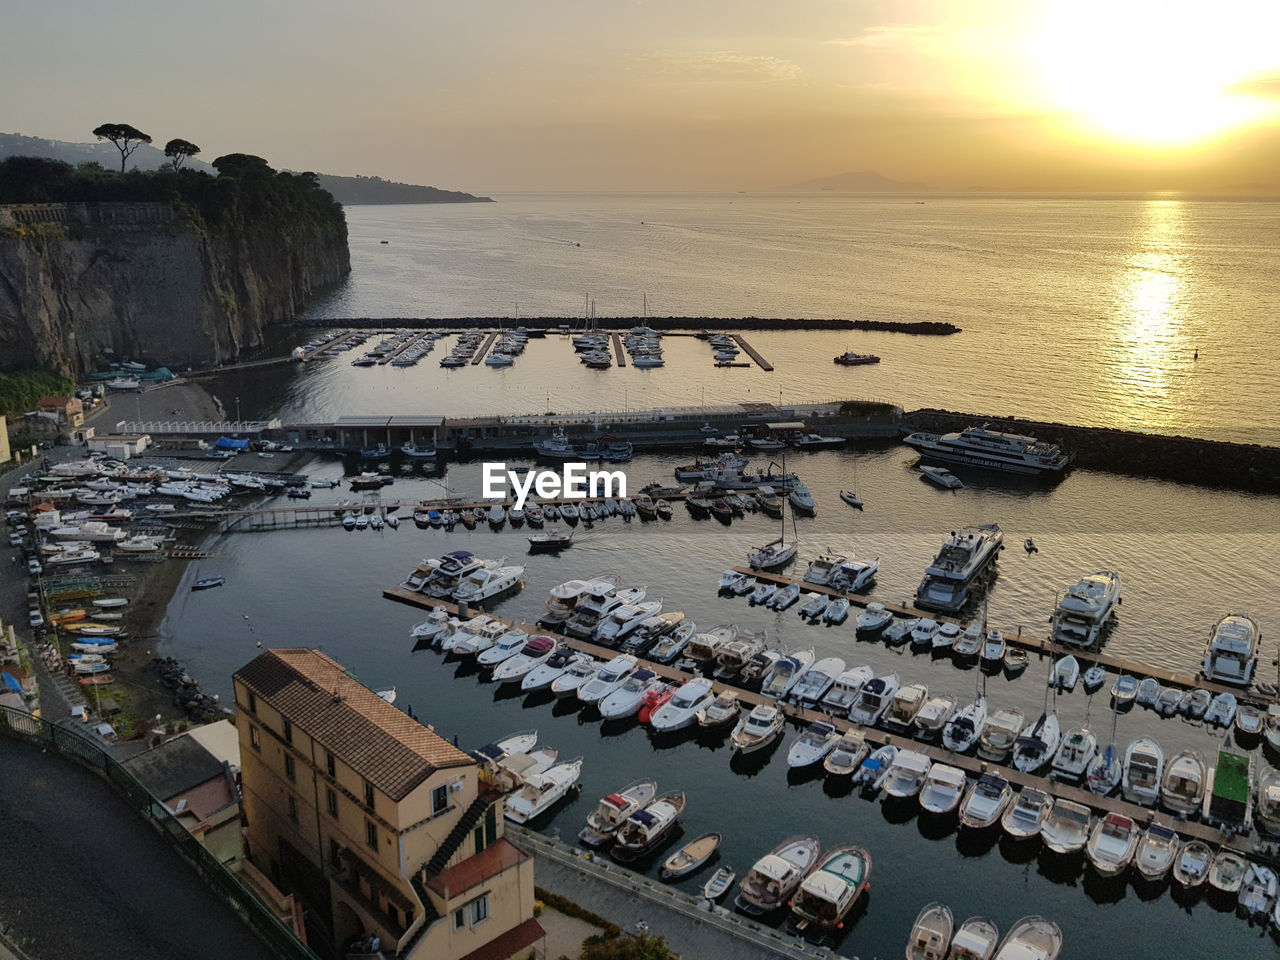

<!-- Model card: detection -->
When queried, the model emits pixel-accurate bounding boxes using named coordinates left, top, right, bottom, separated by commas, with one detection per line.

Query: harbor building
left=233, top=649, right=542, bottom=960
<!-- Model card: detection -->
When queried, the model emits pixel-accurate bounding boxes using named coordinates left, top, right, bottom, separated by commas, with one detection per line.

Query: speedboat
left=454, top=564, right=524, bottom=603
left=550, top=657, right=599, bottom=698
left=1173, top=840, right=1213, bottom=888
left=958, top=774, right=1013, bottom=829
left=992, top=917, right=1062, bottom=960
left=1239, top=863, right=1278, bottom=919
left=948, top=918, right=1000, bottom=960
left=855, top=603, right=893, bottom=636
left=919, top=764, right=967, bottom=815
left=579, top=779, right=658, bottom=847
left=819, top=666, right=875, bottom=714
left=849, top=673, right=899, bottom=725
left=977, top=707, right=1025, bottom=763
left=1205, top=691, right=1238, bottom=727
left=1051, top=571, right=1122, bottom=647
left=1001, top=787, right=1052, bottom=840
left=769, top=583, right=801, bottom=610
left=1040, top=799, right=1092, bottom=854
left=611, top=792, right=686, bottom=863
left=649, top=627, right=695, bottom=665
left=788, top=484, right=816, bottom=514
left=761, top=649, right=815, bottom=700
left=883, top=682, right=930, bottom=733
left=822, top=598, right=851, bottom=624
left=1082, top=663, right=1107, bottom=692
left=1051, top=728, right=1097, bottom=783
left=577, top=654, right=639, bottom=704
left=522, top=649, right=592, bottom=692
left=1133, top=824, right=1179, bottom=882
left=730, top=704, right=784, bottom=754
left=697, top=690, right=741, bottom=728
left=491, top=636, right=558, bottom=683
left=913, top=694, right=958, bottom=740
left=1121, top=737, right=1164, bottom=805
left=882, top=750, right=932, bottom=799
left=594, top=600, right=663, bottom=645
left=906, top=902, right=953, bottom=960
left=748, top=581, right=777, bottom=606
left=933, top=622, right=961, bottom=650
left=822, top=729, right=869, bottom=778
left=660, top=833, right=722, bottom=880
left=798, top=593, right=830, bottom=619
left=786, top=721, right=840, bottom=768
left=1111, top=674, right=1140, bottom=704
left=942, top=696, right=987, bottom=753
left=409, top=608, right=453, bottom=644
left=1086, top=813, right=1139, bottom=876
left=919, top=465, right=963, bottom=489
left=1208, top=850, right=1247, bottom=895
left=788, top=656, right=844, bottom=706
left=852, top=745, right=898, bottom=793
left=503, top=758, right=583, bottom=824
left=599, top=670, right=665, bottom=720
left=650, top=677, right=716, bottom=731
left=1159, top=749, right=1206, bottom=814
left=788, top=845, right=872, bottom=938
left=735, top=836, right=820, bottom=916
left=831, top=557, right=878, bottom=593
left=1201, top=612, right=1261, bottom=686
left=1050, top=655, right=1079, bottom=692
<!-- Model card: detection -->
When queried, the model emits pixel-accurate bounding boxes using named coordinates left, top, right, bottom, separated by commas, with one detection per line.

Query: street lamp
left=235, top=396, right=241, bottom=423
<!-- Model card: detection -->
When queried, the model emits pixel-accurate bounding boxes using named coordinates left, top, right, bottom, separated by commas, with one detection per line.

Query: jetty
left=378, top=332, right=432, bottom=365
left=731, top=335, right=773, bottom=371
left=471, top=332, right=499, bottom=364
left=610, top=332, right=627, bottom=367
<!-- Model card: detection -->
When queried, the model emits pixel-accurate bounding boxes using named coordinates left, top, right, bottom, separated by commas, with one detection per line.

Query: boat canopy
left=214, top=436, right=250, bottom=450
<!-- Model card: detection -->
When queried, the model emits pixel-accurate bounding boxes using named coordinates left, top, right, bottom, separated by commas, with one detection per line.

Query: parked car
left=29, top=610, right=44, bottom=629
left=26, top=559, right=42, bottom=576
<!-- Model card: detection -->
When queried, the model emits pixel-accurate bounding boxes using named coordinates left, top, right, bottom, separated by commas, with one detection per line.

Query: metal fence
left=0, top=707, right=320, bottom=960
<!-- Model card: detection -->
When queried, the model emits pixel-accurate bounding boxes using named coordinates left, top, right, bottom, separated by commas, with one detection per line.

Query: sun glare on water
left=1028, top=2, right=1279, bottom=146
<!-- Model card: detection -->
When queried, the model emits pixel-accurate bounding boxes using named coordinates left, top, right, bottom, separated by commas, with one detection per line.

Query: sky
left=3, top=0, right=1280, bottom=193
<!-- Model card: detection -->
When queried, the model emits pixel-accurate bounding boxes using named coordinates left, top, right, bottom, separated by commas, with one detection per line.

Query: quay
left=471, top=331, right=499, bottom=364
left=731, top=335, right=773, bottom=371
left=610, top=332, right=627, bottom=367
left=382, top=586, right=1277, bottom=867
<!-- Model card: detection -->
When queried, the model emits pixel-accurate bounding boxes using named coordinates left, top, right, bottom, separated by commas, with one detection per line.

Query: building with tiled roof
left=234, top=649, right=542, bottom=960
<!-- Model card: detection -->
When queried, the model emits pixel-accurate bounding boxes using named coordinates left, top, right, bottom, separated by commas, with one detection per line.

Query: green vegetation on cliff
left=0, top=369, right=74, bottom=418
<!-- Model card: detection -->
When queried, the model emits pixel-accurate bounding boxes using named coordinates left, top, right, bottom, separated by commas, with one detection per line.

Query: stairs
left=424, top=792, right=496, bottom=875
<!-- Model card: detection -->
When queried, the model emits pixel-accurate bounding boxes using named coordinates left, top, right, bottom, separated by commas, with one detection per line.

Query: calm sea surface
left=171, top=195, right=1280, bottom=957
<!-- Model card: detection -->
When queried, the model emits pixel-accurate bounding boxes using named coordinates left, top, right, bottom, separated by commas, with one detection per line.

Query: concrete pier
left=731, top=335, right=773, bottom=371
left=471, top=331, right=499, bottom=364
left=611, top=332, right=627, bottom=367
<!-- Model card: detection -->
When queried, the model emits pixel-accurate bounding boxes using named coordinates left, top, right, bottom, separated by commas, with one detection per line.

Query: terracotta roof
left=455, top=917, right=545, bottom=960
left=234, top=649, right=474, bottom=801
left=427, top=837, right=527, bottom=899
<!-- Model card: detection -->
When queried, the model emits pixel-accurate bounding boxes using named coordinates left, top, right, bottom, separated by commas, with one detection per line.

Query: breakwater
left=904, top=408, right=1280, bottom=495
left=298, top=316, right=960, bottom=334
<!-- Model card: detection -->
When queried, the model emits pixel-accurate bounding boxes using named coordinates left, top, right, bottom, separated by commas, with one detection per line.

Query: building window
left=365, top=820, right=377, bottom=850
left=387, top=905, right=400, bottom=928
left=247, top=692, right=257, bottom=714
left=329, top=838, right=342, bottom=869
left=326, top=788, right=337, bottom=817
left=473, top=824, right=485, bottom=855
left=363, top=780, right=375, bottom=809
left=431, top=784, right=449, bottom=815
left=326, top=751, right=335, bottom=778
left=287, top=796, right=298, bottom=823
left=469, top=894, right=488, bottom=925
left=249, top=725, right=261, bottom=750
left=453, top=908, right=466, bottom=931
left=284, top=754, right=296, bottom=781
left=282, top=719, right=292, bottom=744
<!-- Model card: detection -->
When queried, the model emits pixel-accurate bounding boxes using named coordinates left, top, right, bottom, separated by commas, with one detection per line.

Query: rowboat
left=660, top=832, right=722, bottom=880
left=192, top=577, right=226, bottom=590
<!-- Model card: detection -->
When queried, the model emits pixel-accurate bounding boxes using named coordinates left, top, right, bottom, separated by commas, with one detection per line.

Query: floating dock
left=471, top=332, right=499, bottom=364
left=378, top=332, right=431, bottom=365
left=610, top=333, right=627, bottom=367
left=731, top=335, right=773, bottom=371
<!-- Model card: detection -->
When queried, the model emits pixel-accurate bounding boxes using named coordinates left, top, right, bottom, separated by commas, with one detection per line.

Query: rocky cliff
left=0, top=161, right=350, bottom=375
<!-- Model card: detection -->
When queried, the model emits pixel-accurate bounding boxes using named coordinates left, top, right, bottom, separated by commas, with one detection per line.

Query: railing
left=0, top=706, right=319, bottom=960
left=116, top=419, right=283, bottom=435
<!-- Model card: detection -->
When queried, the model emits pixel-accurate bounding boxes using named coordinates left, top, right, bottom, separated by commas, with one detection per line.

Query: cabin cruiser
left=993, top=917, right=1063, bottom=960
left=910, top=619, right=939, bottom=650
left=697, top=691, right=741, bottom=728
left=1002, top=788, right=1052, bottom=840
left=409, top=608, right=453, bottom=644
left=822, top=729, right=869, bottom=778
left=849, top=673, right=899, bottom=726
left=475, top=630, right=530, bottom=667
left=541, top=576, right=611, bottom=626
left=977, top=707, right=1025, bottom=762
left=855, top=603, right=893, bottom=636
left=712, top=628, right=767, bottom=680
left=1159, top=749, right=1205, bottom=814
left=731, top=704, right=785, bottom=754
left=942, top=696, right=987, bottom=753
left=1201, top=613, right=1261, bottom=686
left=761, top=649, right=815, bottom=700
left=1121, top=738, right=1164, bottom=806
left=1086, top=813, right=1139, bottom=876
left=1052, top=571, right=1122, bottom=647
left=803, top=553, right=845, bottom=587
left=650, top=677, right=716, bottom=731
left=550, top=656, right=599, bottom=698
left=948, top=918, right=1000, bottom=960
left=958, top=773, right=1013, bottom=829
left=932, top=622, right=961, bottom=651
left=915, top=524, right=1004, bottom=613
left=1041, top=799, right=1091, bottom=854
left=883, top=750, right=933, bottom=799
left=451, top=620, right=513, bottom=657
left=788, top=845, right=871, bottom=937
left=565, top=583, right=645, bottom=638
left=819, top=665, right=875, bottom=714
left=735, top=836, right=821, bottom=916
left=788, top=656, right=844, bottom=706
left=919, top=764, right=967, bottom=815
left=1051, top=728, right=1097, bottom=783
left=786, top=721, right=840, bottom=768
left=649, top=627, right=695, bottom=665
left=913, top=694, right=957, bottom=740
left=1133, top=824, right=1179, bottom=881
left=906, top=902, right=953, bottom=960
left=611, top=792, right=686, bottom=863
left=578, top=655, right=640, bottom=704
left=1205, top=691, right=1238, bottom=727
left=522, top=650, right=594, bottom=693
left=739, top=650, right=784, bottom=691
left=454, top=564, right=524, bottom=603
left=504, top=758, right=583, bottom=824
left=882, top=682, right=929, bottom=733
left=594, top=600, right=663, bottom=646
left=903, top=423, right=1072, bottom=477
left=491, top=636, right=558, bottom=683
left=980, top=629, right=1005, bottom=665
left=599, top=670, right=665, bottom=720
left=1012, top=713, right=1060, bottom=773
left=831, top=557, right=878, bottom=593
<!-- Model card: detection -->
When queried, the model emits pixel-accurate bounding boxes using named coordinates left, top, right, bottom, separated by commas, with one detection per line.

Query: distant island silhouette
left=786, top=169, right=928, bottom=192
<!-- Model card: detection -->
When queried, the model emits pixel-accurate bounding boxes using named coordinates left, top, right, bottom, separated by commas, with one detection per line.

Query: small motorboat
left=702, top=866, right=736, bottom=901
left=1081, top=663, right=1107, bottom=692
left=1160, top=749, right=1206, bottom=814
left=1002, top=648, right=1028, bottom=676
left=1173, top=840, right=1213, bottom=888
left=730, top=704, right=784, bottom=754
left=1235, top=702, right=1266, bottom=739
left=1040, top=799, right=1091, bottom=854
left=1111, top=674, right=1140, bottom=704
left=788, top=845, right=872, bottom=938
left=1205, top=691, right=1238, bottom=727
left=993, top=917, right=1062, bottom=960
left=660, top=832, right=722, bottom=880
left=697, top=690, right=741, bottom=728
left=883, top=682, right=929, bottom=733
left=977, top=707, right=1024, bottom=763
left=1133, top=823, right=1179, bottom=882
left=191, top=576, right=225, bottom=590
left=1001, top=787, right=1052, bottom=840
left=958, top=773, right=1013, bottom=830
left=528, top=528, right=574, bottom=552
left=822, top=729, right=869, bottom=778
left=1051, top=727, right=1097, bottom=783
left=942, top=696, right=987, bottom=753
left=852, top=744, right=898, bottom=793
left=1051, top=655, right=1079, bottom=692
left=1208, top=850, right=1247, bottom=895
left=769, top=582, right=802, bottom=610
left=954, top=622, right=983, bottom=658
left=1086, top=813, right=1139, bottom=876
left=980, top=629, right=1005, bottom=664
left=856, top=603, right=893, bottom=636
left=735, top=835, right=820, bottom=916
left=823, top=597, right=851, bottom=624
left=839, top=490, right=864, bottom=509
left=1023, top=537, right=1037, bottom=554
left=1179, top=687, right=1211, bottom=719
left=748, top=581, right=777, bottom=606
left=882, top=750, right=932, bottom=799
left=798, top=592, right=830, bottom=619
left=906, top=902, right=954, bottom=960
left=948, top=917, right=1000, bottom=960
left=920, top=465, right=964, bottom=490
left=919, top=764, right=967, bottom=815
left=1239, top=863, right=1277, bottom=919
left=579, top=779, right=659, bottom=847
left=786, top=720, right=841, bottom=768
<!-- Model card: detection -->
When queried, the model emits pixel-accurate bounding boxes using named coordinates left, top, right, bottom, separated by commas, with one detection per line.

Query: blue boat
left=192, top=577, right=226, bottom=591
left=361, top=445, right=391, bottom=460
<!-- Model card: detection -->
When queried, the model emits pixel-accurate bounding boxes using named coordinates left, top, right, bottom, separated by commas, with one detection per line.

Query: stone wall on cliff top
left=0, top=201, right=349, bottom=375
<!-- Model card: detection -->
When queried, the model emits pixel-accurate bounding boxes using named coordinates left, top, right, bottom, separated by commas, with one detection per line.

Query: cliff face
left=0, top=201, right=349, bottom=374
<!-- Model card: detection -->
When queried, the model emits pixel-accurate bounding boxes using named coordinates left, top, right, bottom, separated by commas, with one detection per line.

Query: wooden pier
left=471, top=332, right=499, bottom=364
left=611, top=333, right=627, bottom=367
left=731, top=334, right=773, bottom=371
left=378, top=332, right=431, bottom=365
left=301, top=331, right=362, bottom=362
left=383, top=586, right=1276, bottom=866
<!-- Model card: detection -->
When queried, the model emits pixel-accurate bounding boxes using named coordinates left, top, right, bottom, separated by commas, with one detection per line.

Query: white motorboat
left=1239, top=863, right=1278, bottom=919
left=958, top=773, right=1013, bottom=829
left=730, top=704, right=784, bottom=754
left=452, top=621, right=511, bottom=657
left=906, top=902, right=954, bottom=960
left=839, top=489, right=864, bottom=509
left=550, top=657, right=600, bottom=698
left=594, top=600, right=663, bottom=645
left=883, top=682, right=930, bottom=733
left=491, top=635, right=559, bottom=683
left=948, top=918, right=1000, bottom=960
left=1235, top=702, right=1265, bottom=738
left=882, top=750, right=933, bottom=799
left=649, top=627, right=695, bottom=665
left=477, top=630, right=534, bottom=667
left=439, top=615, right=497, bottom=653
left=915, top=524, right=1004, bottom=613
left=913, top=693, right=958, bottom=740
left=788, top=845, right=872, bottom=938
left=852, top=745, right=898, bottom=793
left=522, top=650, right=594, bottom=693
left=1159, top=749, right=1206, bottom=814
left=849, top=673, right=899, bottom=726
left=788, top=656, right=844, bottom=706
left=855, top=603, right=893, bottom=636
left=788, top=484, right=816, bottom=514
left=1051, top=728, right=1097, bottom=783
left=919, top=465, right=964, bottom=489
left=1050, top=655, right=1079, bottom=692
left=830, top=557, right=878, bottom=593
left=942, top=696, right=987, bottom=753
left=1121, top=737, right=1164, bottom=806
left=760, top=649, right=815, bottom=700
left=954, top=621, right=983, bottom=658
left=1179, top=687, right=1210, bottom=718
left=1134, top=676, right=1160, bottom=707
left=1201, top=612, right=1261, bottom=686
left=599, top=669, right=665, bottom=720
left=748, top=581, right=777, bottom=606
left=454, top=564, right=524, bottom=603
left=1040, top=799, right=1092, bottom=854
left=1086, top=813, right=1139, bottom=876
left=503, top=758, right=583, bottom=823
left=1133, top=824, right=1179, bottom=882
left=932, top=621, right=961, bottom=650
left=735, top=836, right=820, bottom=916
left=1051, top=570, right=1122, bottom=647
left=565, top=581, right=644, bottom=638
left=1113, top=674, right=1141, bottom=704
left=471, top=729, right=538, bottom=774
left=1001, top=787, right=1053, bottom=840
left=786, top=720, right=840, bottom=768
left=542, top=577, right=600, bottom=626
left=697, top=691, right=741, bottom=728
left=1208, top=850, right=1248, bottom=895
left=409, top=608, right=454, bottom=644
left=992, top=917, right=1062, bottom=960
left=798, top=592, right=830, bottom=619
left=919, top=764, right=967, bottom=814
left=1082, top=663, right=1107, bottom=692
left=1205, top=691, right=1238, bottom=727
left=822, top=597, right=851, bottom=624
left=980, top=630, right=1005, bottom=664
left=719, top=569, right=751, bottom=592
left=910, top=618, right=939, bottom=648
left=767, top=583, right=800, bottom=611
left=819, top=665, right=875, bottom=714
left=822, top=729, right=869, bottom=778
left=883, top=618, right=915, bottom=646
left=650, top=677, right=716, bottom=731
left=577, top=654, right=640, bottom=704
left=1174, top=841, right=1213, bottom=888
left=977, top=707, right=1025, bottom=762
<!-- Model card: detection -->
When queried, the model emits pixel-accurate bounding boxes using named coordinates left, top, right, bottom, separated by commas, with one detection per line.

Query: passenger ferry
left=915, top=524, right=1004, bottom=613
left=902, top=423, right=1072, bottom=478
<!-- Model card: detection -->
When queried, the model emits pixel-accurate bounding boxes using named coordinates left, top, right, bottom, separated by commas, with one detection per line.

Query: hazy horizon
left=5, top=1, right=1280, bottom=195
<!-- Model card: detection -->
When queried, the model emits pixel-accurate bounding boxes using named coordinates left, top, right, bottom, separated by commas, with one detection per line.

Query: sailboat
left=747, top=451, right=798, bottom=571
left=839, top=458, right=864, bottom=509
left=1086, top=690, right=1122, bottom=796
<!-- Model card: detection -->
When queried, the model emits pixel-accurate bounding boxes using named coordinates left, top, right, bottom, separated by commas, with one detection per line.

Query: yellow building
left=0, top=416, right=10, bottom=464
left=234, top=649, right=543, bottom=960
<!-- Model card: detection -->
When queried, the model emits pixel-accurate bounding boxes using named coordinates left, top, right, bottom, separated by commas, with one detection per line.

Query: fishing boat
left=1040, top=799, right=1091, bottom=854
left=191, top=576, right=225, bottom=590
left=882, top=750, right=933, bottom=799
left=1132, top=823, right=1179, bottom=882
left=1160, top=750, right=1206, bottom=814
left=1121, top=738, right=1164, bottom=806
left=611, top=792, right=686, bottom=863
left=981, top=630, right=1005, bottom=665
left=1173, top=840, right=1213, bottom=888
left=977, top=707, right=1024, bottom=763
left=992, top=917, right=1062, bottom=960
left=788, top=845, right=872, bottom=938
left=958, top=773, right=1013, bottom=829
left=852, top=744, right=898, bottom=793
left=703, top=866, right=736, bottom=901
left=696, top=691, right=741, bottom=728
left=948, top=918, right=1000, bottom=960
left=579, top=779, right=659, bottom=847
left=735, top=835, right=821, bottom=916
left=660, top=833, right=722, bottom=880
left=730, top=704, right=784, bottom=754
left=919, top=764, right=967, bottom=815
left=1208, top=850, right=1247, bottom=895
left=906, top=902, right=954, bottom=960
left=1086, top=813, right=1139, bottom=876
left=1001, top=787, right=1052, bottom=840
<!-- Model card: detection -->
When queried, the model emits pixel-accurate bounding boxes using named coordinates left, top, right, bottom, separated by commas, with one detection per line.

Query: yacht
left=491, top=636, right=558, bottom=683
left=958, top=774, right=1014, bottom=829
left=919, top=465, right=963, bottom=489
left=855, top=603, right=893, bottom=636
left=1002, top=787, right=1052, bottom=840
left=1133, top=824, right=1180, bottom=882
left=977, top=707, right=1025, bottom=762
left=788, top=845, right=872, bottom=938
left=735, top=836, right=821, bottom=916
left=594, top=600, right=663, bottom=646
left=761, top=650, right=815, bottom=700
left=1121, top=738, right=1164, bottom=806
left=1051, top=728, right=1097, bottom=783
left=599, top=670, right=665, bottom=720
left=730, top=704, right=785, bottom=754
left=882, top=750, right=933, bottom=799
left=476, top=630, right=531, bottom=667
left=1052, top=571, right=1122, bottom=647
left=611, top=792, right=686, bottom=863
left=1012, top=713, right=1060, bottom=774
left=830, top=557, right=878, bottom=592
left=822, top=729, right=869, bottom=778
left=453, top=564, right=524, bottom=603
left=913, top=694, right=958, bottom=740
left=882, top=682, right=929, bottom=733
left=565, top=582, right=645, bottom=638
left=1086, top=813, right=1139, bottom=876
left=791, top=433, right=846, bottom=449
left=992, top=917, right=1063, bottom=960
left=788, top=656, right=844, bottom=706
left=503, top=759, right=583, bottom=824
left=906, top=902, right=953, bottom=960
left=1040, top=799, right=1092, bottom=854
left=550, top=657, right=599, bottom=698
left=915, top=524, right=1004, bottom=613
left=522, top=650, right=592, bottom=693
left=802, top=553, right=845, bottom=587
left=919, top=764, right=968, bottom=815
left=577, top=654, right=639, bottom=704
left=849, top=673, right=899, bottom=726
left=819, top=665, right=875, bottom=714
left=942, top=696, right=987, bottom=753
left=650, top=677, right=716, bottom=731
left=1159, top=749, right=1206, bottom=814
left=1201, top=613, right=1261, bottom=686
left=788, top=484, right=816, bottom=514
left=903, top=423, right=1072, bottom=477
left=579, top=779, right=658, bottom=847
left=541, top=576, right=610, bottom=627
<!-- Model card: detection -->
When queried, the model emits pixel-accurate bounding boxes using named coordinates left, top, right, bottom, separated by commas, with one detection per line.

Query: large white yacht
left=915, top=524, right=1004, bottom=613
left=903, top=423, right=1072, bottom=477
left=1202, top=613, right=1261, bottom=686
left=1052, top=571, right=1123, bottom=647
